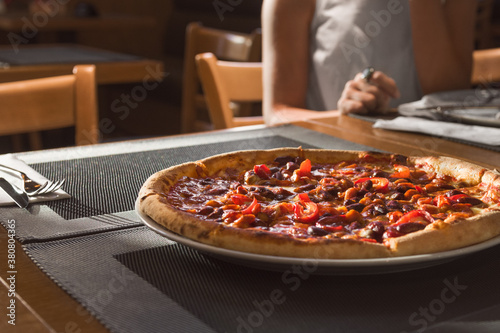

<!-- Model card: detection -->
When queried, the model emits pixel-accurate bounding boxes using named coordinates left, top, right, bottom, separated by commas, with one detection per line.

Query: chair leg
left=28, top=132, right=43, bottom=151
left=11, top=135, right=24, bottom=152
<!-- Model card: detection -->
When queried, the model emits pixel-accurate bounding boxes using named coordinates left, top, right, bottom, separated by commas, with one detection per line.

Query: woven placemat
left=24, top=226, right=500, bottom=333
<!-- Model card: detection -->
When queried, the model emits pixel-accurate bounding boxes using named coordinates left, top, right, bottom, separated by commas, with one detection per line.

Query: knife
left=415, top=105, right=500, bottom=112
left=0, top=177, right=29, bottom=208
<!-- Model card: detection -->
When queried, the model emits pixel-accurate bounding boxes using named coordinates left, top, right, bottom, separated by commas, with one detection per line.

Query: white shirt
left=306, top=0, right=422, bottom=111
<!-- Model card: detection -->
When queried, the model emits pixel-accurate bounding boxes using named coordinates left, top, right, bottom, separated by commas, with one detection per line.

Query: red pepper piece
left=354, top=177, right=389, bottom=192
left=393, top=210, right=434, bottom=227
left=415, top=185, right=424, bottom=194
left=293, top=193, right=319, bottom=223
left=448, top=194, right=469, bottom=203
left=391, top=165, right=411, bottom=178
left=241, top=198, right=261, bottom=215
left=231, top=194, right=252, bottom=205
left=296, top=192, right=311, bottom=202
left=254, top=164, right=271, bottom=179
left=322, top=225, right=343, bottom=232
left=296, top=159, right=312, bottom=178
left=433, top=195, right=451, bottom=208
left=360, top=238, right=378, bottom=243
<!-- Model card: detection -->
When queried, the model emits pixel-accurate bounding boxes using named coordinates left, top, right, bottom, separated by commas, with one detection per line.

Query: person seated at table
left=261, top=0, right=477, bottom=125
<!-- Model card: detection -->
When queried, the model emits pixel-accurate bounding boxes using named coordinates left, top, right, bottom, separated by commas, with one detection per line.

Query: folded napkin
left=0, top=154, right=70, bottom=206
left=398, top=89, right=500, bottom=128
left=373, top=116, right=500, bottom=146
left=398, top=89, right=500, bottom=120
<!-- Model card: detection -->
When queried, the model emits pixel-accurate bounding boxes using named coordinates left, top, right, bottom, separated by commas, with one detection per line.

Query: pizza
left=137, top=148, right=500, bottom=259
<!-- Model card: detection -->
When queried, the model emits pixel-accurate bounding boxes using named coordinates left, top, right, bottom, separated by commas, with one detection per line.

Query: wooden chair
left=181, top=22, right=262, bottom=133
left=195, top=52, right=264, bottom=130
left=471, top=48, right=500, bottom=86
left=0, top=64, right=99, bottom=151
left=475, top=0, right=494, bottom=49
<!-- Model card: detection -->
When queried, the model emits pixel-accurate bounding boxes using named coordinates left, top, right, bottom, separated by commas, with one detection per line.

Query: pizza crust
left=385, top=211, right=500, bottom=256
left=410, top=156, right=487, bottom=185
left=138, top=148, right=500, bottom=259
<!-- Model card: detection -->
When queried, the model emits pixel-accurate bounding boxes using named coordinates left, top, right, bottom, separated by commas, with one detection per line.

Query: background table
left=298, top=113, right=500, bottom=169
left=0, top=44, right=164, bottom=84
left=0, top=13, right=156, bottom=32
left=0, top=119, right=499, bottom=333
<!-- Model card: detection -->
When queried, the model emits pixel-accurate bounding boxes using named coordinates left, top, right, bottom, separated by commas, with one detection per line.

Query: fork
left=0, top=164, right=65, bottom=196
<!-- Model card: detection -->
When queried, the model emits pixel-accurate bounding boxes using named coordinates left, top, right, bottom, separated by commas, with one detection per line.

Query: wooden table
left=0, top=44, right=164, bottom=85
left=0, top=11, right=156, bottom=36
left=297, top=113, right=500, bottom=170
left=0, top=115, right=498, bottom=333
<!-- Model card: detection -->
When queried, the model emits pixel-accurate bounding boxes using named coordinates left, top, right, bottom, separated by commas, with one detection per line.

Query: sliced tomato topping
left=293, top=193, right=319, bottom=223
left=241, top=198, right=261, bottom=215
left=296, top=159, right=312, bottom=178
left=391, top=165, right=411, bottom=178
left=254, top=164, right=271, bottom=179
left=393, top=210, right=434, bottom=226
left=354, top=177, right=389, bottom=192
left=231, top=194, right=252, bottom=205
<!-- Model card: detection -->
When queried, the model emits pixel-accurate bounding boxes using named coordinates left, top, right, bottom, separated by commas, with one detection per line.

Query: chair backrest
left=472, top=47, right=500, bottom=86
left=195, top=52, right=264, bottom=130
left=475, top=0, right=494, bottom=49
left=181, top=22, right=262, bottom=133
left=0, top=64, right=99, bottom=149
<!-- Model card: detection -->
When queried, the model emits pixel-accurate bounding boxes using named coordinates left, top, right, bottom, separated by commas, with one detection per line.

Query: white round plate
left=135, top=199, right=500, bottom=275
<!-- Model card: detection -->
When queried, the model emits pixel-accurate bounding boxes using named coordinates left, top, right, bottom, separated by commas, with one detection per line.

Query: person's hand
left=337, top=69, right=400, bottom=114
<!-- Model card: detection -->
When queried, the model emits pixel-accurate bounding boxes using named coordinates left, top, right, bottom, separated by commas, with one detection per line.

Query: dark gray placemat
left=24, top=226, right=500, bottom=333
left=0, top=45, right=141, bottom=66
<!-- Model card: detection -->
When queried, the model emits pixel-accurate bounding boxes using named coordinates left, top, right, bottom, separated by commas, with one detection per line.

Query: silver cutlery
left=0, top=164, right=65, bottom=196
left=415, top=105, right=500, bottom=112
left=0, top=177, right=29, bottom=208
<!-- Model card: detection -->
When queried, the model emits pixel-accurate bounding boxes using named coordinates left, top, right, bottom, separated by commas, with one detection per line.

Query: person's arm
left=262, top=0, right=338, bottom=125
left=409, top=0, right=477, bottom=94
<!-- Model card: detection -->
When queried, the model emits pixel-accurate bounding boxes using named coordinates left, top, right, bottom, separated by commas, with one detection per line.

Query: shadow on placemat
left=115, top=242, right=500, bottom=333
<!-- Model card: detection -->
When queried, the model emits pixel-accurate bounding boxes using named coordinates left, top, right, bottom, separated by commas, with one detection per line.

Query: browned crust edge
left=391, top=156, right=500, bottom=256
left=138, top=148, right=500, bottom=259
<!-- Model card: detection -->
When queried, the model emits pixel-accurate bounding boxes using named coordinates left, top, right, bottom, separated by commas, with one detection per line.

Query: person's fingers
left=369, top=71, right=400, bottom=99
left=338, top=80, right=373, bottom=114
left=346, top=78, right=391, bottom=112
left=355, top=71, right=400, bottom=99
left=362, top=84, right=391, bottom=111
left=338, top=97, right=368, bottom=114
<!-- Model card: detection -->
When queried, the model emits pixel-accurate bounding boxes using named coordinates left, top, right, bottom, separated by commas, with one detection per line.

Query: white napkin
left=373, top=116, right=500, bottom=146
left=0, top=154, right=70, bottom=206
left=398, top=89, right=500, bottom=119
